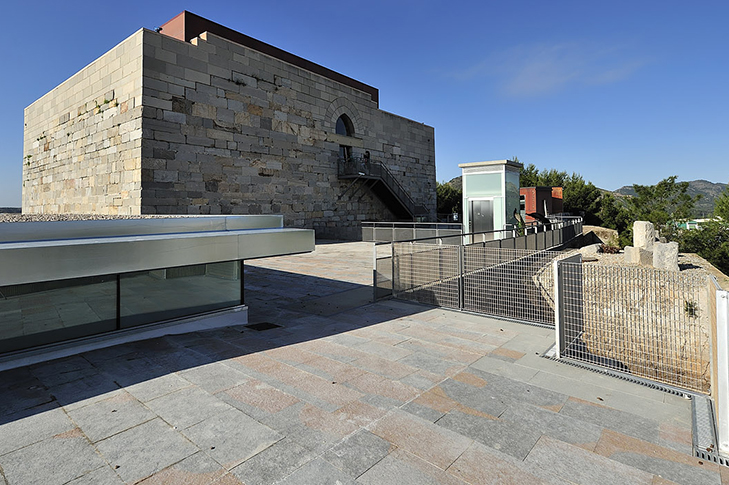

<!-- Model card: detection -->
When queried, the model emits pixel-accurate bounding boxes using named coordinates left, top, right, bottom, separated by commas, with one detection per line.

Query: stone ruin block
left=633, top=221, right=655, bottom=251
left=653, top=241, right=679, bottom=272
left=624, top=246, right=652, bottom=265
left=579, top=243, right=601, bottom=256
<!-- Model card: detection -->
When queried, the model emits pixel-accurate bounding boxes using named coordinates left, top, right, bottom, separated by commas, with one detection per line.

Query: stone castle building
left=23, top=11, right=436, bottom=239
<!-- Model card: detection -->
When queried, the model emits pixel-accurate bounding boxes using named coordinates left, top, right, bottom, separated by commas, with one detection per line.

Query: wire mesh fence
left=392, top=242, right=461, bottom=309
left=385, top=228, right=712, bottom=393
left=463, top=247, right=564, bottom=325
left=559, top=261, right=711, bottom=393
left=391, top=242, right=563, bottom=325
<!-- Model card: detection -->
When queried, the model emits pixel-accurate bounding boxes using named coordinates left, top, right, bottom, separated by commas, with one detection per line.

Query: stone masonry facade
left=23, top=31, right=144, bottom=214
left=23, top=15, right=436, bottom=239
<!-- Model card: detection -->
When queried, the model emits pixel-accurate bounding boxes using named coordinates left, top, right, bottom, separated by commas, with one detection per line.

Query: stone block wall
left=23, top=26, right=436, bottom=240
left=23, top=31, right=144, bottom=214
left=140, top=30, right=435, bottom=239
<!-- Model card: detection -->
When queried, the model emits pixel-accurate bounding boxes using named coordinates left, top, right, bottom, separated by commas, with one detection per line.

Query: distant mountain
left=0, top=207, right=21, bottom=213
left=446, top=176, right=462, bottom=191
left=615, top=180, right=727, bottom=218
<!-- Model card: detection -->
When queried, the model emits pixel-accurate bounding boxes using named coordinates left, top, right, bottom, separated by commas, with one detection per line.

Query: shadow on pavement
left=0, top=265, right=429, bottom=426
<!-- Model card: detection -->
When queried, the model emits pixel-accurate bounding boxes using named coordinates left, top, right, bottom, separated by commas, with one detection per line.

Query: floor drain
left=245, top=322, right=282, bottom=331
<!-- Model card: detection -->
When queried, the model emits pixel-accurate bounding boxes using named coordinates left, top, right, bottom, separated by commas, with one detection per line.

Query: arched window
left=336, top=114, right=354, bottom=161
left=335, top=114, right=354, bottom=137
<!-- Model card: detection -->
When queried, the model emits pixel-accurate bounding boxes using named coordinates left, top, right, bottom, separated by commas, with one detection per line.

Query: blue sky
left=1, top=1, right=727, bottom=206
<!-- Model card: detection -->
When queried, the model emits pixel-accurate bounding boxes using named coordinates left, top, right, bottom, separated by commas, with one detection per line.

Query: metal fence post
left=390, top=241, right=396, bottom=296
left=717, top=290, right=729, bottom=454
left=554, top=254, right=582, bottom=358
left=554, top=258, right=566, bottom=358
left=458, top=238, right=465, bottom=310
left=372, top=242, right=377, bottom=302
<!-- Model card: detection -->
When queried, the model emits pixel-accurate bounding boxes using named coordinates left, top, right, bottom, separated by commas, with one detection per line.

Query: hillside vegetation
left=615, top=180, right=727, bottom=218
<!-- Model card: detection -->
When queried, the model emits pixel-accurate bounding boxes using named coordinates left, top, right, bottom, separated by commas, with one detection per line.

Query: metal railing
left=555, top=259, right=712, bottom=393
left=363, top=221, right=462, bottom=243
left=389, top=242, right=564, bottom=325
left=365, top=216, right=582, bottom=245
left=465, top=218, right=581, bottom=250
left=462, top=247, right=565, bottom=324
left=373, top=218, right=581, bottom=324
left=338, top=157, right=427, bottom=218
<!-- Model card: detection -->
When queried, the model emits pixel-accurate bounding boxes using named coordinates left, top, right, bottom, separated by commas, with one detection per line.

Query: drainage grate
left=542, top=345, right=691, bottom=397
left=544, top=345, right=729, bottom=467
left=244, top=322, right=282, bottom=331
left=692, top=395, right=729, bottom=466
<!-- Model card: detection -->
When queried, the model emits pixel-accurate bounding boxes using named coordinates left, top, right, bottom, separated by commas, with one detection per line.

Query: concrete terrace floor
left=0, top=241, right=726, bottom=484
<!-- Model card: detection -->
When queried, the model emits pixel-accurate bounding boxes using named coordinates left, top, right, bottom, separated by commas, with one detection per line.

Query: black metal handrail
left=338, top=157, right=426, bottom=217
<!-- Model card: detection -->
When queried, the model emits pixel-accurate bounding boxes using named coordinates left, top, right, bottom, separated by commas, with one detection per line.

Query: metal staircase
left=337, top=157, right=428, bottom=220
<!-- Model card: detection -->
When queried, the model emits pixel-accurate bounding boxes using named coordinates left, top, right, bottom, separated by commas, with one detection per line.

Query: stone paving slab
left=447, top=441, right=551, bottom=485
left=95, top=418, right=199, bottom=483
left=277, top=457, right=356, bottom=484
left=559, top=396, right=664, bottom=445
left=0, top=404, right=73, bottom=456
left=29, top=354, right=99, bottom=388
left=369, top=409, right=473, bottom=470
left=182, top=408, right=282, bottom=469
left=67, top=390, right=156, bottom=443
left=124, top=373, right=192, bottom=403
left=594, top=428, right=725, bottom=484
left=1, top=429, right=106, bottom=484
left=46, top=372, right=123, bottom=412
left=66, top=464, right=125, bottom=485
left=145, top=386, right=234, bottom=430
left=229, top=438, right=316, bottom=485
left=322, top=429, right=391, bottom=478
left=437, top=408, right=543, bottom=460
left=356, top=448, right=468, bottom=485
left=136, top=452, right=236, bottom=485
left=0, top=242, right=721, bottom=484
left=524, top=435, right=656, bottom=484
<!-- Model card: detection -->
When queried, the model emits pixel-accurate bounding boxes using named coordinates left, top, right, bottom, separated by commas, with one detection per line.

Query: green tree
left=715, top=184, right=729, bottom=221
left=562, top=175, right=603, bottom=225
left=519, top=164, right=603, bottom=225
left=627, top=176, right=701, bottom=239
left=598, top=192, right=630, bottom=233
left=436, top=181, right=462, bottom=216
left=519, top=163, right=540, bottom=188
left=679, top=220, right=729, bottom=275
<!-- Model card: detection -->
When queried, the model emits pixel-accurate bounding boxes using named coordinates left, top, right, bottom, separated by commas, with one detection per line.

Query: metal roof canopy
left=0, top=215, right=315, bottom=286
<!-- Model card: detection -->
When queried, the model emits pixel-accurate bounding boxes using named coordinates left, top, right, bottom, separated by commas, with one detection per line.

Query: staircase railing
left=338, top=157, right=427, bottom=218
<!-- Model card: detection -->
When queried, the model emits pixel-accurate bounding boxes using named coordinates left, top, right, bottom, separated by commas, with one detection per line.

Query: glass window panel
left=0, top=276, right=117, bottom=353
left=505, top=171, right=521, bottom=226
left=120, top=261, right=241, bottom=328
left=336, top=114, right=353, bottom=136
left=465, top=173, right=503, bottom=197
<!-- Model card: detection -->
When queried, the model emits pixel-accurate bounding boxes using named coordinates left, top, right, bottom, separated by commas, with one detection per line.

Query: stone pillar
left=633, top=221, right=655, bottom=251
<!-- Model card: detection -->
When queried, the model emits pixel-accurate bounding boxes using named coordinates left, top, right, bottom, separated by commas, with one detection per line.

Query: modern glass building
left=0, top=216, right=313, bottom=355
left=459, top=160, right=522, bottom=239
